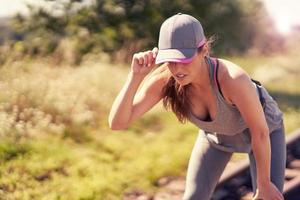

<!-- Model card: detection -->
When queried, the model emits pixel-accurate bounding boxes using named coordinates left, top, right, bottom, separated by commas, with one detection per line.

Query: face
left=166, top=61, right=196, bottom=86
left=165, top=47, right=207, bottom=86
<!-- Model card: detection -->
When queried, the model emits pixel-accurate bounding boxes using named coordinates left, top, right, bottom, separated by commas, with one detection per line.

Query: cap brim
left=155, top=48, right=197, bottom=65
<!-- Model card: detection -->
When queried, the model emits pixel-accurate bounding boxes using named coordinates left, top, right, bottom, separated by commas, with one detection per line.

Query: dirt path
left=124, top=159, right=249, bottom=200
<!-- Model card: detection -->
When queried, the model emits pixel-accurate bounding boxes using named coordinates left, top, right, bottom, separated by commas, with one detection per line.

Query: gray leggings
left=182, top=125, right=286, bottom=200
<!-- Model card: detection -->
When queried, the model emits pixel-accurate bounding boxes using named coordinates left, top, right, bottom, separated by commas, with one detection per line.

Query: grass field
left=0, top=52, right=299, bottom=199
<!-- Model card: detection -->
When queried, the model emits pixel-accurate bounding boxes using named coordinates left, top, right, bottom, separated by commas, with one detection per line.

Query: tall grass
left=0, top=52, right=299, bottom=199
left=0, top=59, right=127, bottom=140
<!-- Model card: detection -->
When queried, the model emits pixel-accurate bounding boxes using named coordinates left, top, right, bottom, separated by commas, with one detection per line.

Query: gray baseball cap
left=155, top=13, right=206, bottom=65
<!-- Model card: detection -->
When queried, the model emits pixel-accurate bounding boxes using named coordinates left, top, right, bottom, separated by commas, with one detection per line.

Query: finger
left=137, top=54, right=144, bottom=66
left=274, top=187, right=284, bottom=200
left=147, top=51, right=154, bottom=65
left=275, top=195, right=283, bottom=200
left=133, top=53, right=140, bottom=64
left=152, top=47, right=158, bottom=58
left=280, top=193, right=284, bottom=200
left=147, top=51, right=154, bottom=66
left=277, top=193, right=284, bottom=200
left=252, top=194, right=263, bottom=200
left=278, top=191, right=284, bottom=200
left=143, top=52, right=149, bottom=67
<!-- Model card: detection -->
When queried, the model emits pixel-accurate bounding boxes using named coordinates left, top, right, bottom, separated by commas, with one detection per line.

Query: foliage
left=2, top=0, right=280, bottom=64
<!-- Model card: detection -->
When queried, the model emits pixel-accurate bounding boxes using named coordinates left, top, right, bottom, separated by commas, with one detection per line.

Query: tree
left=6, top=0, right=278, bottom=64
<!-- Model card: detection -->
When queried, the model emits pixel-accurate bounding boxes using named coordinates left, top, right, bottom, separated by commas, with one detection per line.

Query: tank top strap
left=205, top=56, right=219, bottom=92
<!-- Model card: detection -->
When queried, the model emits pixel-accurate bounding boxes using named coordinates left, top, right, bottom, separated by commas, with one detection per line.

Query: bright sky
left=0, top=0, right=44, bottom=17
left=262, top=0, right=300, bottom=34
left=0, top=0, right=299, bottom=34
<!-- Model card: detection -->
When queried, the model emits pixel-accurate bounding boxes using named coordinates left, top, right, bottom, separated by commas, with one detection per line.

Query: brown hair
left=161, top=37, right=214, bottom=123
left=162, top=77, right=191, bottom=123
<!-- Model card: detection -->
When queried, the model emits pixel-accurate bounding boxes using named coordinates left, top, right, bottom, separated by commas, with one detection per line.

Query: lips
left=175, top=73, right=187, bottom=79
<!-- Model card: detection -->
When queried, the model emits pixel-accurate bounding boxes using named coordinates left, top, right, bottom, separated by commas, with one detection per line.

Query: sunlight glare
left=276, top=19, right=292, bottom=34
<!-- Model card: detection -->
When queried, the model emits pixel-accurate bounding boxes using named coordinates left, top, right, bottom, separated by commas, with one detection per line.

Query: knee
left=182, top=189, right=209, bottom=200
left=182, top=193, right=198, bottom=200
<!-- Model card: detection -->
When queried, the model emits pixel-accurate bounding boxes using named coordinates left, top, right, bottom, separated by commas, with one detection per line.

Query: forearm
left=251, top=130, right=271, bottom=187
left=108, top=71, right=145, bottom=129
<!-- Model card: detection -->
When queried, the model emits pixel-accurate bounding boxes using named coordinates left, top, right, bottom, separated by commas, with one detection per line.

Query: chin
left=176, top=79, right=190, bottom=86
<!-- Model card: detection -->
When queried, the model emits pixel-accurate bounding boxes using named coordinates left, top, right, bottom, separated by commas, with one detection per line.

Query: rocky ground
left=123, top=159, right=253, bottom=200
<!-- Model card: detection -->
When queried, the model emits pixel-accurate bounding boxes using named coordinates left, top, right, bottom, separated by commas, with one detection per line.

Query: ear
left=202, top=43, right=209, bottom=56
left=197, top=43, right=209, bottom=58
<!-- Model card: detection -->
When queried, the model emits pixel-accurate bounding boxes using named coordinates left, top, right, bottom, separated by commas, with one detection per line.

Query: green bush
left=2, top=0, right=279, bottom=64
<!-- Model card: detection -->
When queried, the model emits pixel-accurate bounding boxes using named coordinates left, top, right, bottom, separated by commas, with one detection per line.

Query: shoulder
left=217, top=59, right=268, bottom=133
left=217, top=58, right=254, bottom=101
left=217, top=58, right=251, bottom=87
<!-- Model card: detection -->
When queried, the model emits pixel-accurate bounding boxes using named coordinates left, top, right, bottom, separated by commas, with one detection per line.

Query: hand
left=131, top=47, right=158, bottom=77
left=252, top=182, right=284, bottom=200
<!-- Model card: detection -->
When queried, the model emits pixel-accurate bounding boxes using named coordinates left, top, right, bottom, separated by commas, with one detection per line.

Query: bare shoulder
left=218, top=59, right=250, bottom=85
left=217, top=58, right=253, bottom=103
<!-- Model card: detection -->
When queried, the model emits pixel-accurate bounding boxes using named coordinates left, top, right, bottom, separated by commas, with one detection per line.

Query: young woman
left=108, top=13, right=286, bottom=200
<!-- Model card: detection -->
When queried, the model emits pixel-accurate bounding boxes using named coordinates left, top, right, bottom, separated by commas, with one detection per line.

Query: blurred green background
left=0, top=0, right=299, bottom=199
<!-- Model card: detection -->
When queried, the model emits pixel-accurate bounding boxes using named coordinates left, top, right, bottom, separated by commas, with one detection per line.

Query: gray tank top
left=188, top=57, right=283, bottom=153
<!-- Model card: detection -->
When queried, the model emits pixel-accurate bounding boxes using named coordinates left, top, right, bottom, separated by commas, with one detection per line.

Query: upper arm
left=129, top=65, right=170, bottom=123
left=223, top=63, right=269, bottom=134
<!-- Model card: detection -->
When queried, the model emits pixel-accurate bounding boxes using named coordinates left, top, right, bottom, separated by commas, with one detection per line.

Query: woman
left=108, top=13, right=286, bottom=200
